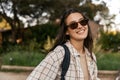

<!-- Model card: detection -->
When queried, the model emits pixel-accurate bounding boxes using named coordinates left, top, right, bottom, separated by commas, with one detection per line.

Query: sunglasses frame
left=67, top=19, right=89, bottom=29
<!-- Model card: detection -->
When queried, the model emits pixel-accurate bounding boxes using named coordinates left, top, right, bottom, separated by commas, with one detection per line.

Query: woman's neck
left=70, top=39, right=85, bottom=54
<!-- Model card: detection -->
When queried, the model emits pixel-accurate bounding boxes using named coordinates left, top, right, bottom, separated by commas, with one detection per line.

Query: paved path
left=0, top=72, right=30, bottom=80
left=0, top=65, right=118, bottom=80
left=0, top=71, right=117, bottom=80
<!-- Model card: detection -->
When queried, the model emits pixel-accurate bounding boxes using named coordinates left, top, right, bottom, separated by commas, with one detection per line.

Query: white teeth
left=77, top=29, right=84, bottom=34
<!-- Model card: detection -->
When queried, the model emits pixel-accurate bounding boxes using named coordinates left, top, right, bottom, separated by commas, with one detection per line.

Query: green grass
left=96, top=52, right=120, bottom=70
left=1, top=49, right=120, bottom=70
left=1, top=50, right=46, bottom=66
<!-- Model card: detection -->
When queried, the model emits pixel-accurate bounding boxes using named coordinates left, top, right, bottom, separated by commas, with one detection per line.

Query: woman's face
left=65, top=12, right=88, bottom=42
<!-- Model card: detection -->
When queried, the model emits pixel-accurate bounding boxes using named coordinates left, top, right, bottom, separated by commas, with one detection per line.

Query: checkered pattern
left=26, top=41, right=100, bottom=80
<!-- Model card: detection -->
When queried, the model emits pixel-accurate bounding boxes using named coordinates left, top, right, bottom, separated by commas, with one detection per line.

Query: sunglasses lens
left=80, top=19, right=88, bottom=26
left=69, top=22, right=78, bottom=29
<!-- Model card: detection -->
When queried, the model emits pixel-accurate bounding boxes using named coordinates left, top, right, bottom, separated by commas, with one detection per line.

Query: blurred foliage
left=2, top=50, right=46, bottom=66
left=0, top=0, right=115, bottom=54
left=43, top=36, right=55, bottom=51
left=4, top=0, right=108, bottom=21
left=97, top=30, right=120, bottom=52
left=0, top=16, right=3, bottom=22
left=23, top=23, right=59, bottom=50
left=0, top=23, right=59, bottom=54
left=96, top=52, right=120, bottom=70
left=0, top=0, right=109, bottom=43
left=79, top=0, right=109, bottom=19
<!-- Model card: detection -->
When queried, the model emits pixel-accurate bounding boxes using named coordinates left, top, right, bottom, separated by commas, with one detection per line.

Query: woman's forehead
left=66, top=13, right=83, bottom=23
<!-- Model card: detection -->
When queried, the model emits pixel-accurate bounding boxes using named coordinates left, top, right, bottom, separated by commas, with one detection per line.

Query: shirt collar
left=65, top=41, right=91, bottom=57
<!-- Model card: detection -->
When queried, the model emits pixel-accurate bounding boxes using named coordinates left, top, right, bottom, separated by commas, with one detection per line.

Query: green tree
left=0, top=0, right=109, bottom=44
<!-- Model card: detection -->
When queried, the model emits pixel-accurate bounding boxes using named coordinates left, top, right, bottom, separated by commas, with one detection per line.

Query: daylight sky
left=92, top=0, right=120, bottom=30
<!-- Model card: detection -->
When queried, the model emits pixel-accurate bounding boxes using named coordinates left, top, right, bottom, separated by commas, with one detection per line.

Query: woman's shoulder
left=47, top=45, right=65, bottom=60
left=53, top=45, right=65, bottom=52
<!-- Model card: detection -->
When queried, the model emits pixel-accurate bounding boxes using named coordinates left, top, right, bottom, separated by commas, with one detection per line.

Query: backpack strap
left=61, top=44, right=70, bottom=80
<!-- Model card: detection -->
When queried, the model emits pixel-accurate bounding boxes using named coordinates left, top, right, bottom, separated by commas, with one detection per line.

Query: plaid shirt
left=26, top=41, right=100, bottom=80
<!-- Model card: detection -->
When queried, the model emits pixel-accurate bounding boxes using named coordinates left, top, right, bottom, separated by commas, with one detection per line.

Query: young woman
left=26, top=8, right=100, bottom=80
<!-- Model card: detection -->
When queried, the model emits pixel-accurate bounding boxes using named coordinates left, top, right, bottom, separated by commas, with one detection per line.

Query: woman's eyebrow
left=67, top=17, right=84, bottom=25
left=70, top=18, right=84, bottom=23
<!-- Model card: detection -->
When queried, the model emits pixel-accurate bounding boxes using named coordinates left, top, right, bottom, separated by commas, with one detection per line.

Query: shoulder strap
left=61, top=44, right=70, bottom=80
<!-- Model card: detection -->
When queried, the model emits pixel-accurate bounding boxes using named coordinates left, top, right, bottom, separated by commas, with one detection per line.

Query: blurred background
left=0, top=0, right=120, bottom=80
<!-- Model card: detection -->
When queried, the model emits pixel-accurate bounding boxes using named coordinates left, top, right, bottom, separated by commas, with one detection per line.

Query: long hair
left=50, top=8, right=93, bottom=59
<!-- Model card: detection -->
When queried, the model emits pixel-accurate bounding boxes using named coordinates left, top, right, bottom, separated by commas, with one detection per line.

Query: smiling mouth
left=76, top=29, right=85, bottom=34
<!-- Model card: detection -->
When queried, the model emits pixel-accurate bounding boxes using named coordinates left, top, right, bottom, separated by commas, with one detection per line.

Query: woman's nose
left=77, top=23, right=83, bottom=28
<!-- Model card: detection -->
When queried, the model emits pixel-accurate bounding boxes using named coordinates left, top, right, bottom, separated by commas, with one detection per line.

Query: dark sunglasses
left=67, top=19, right=89, bottom=29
